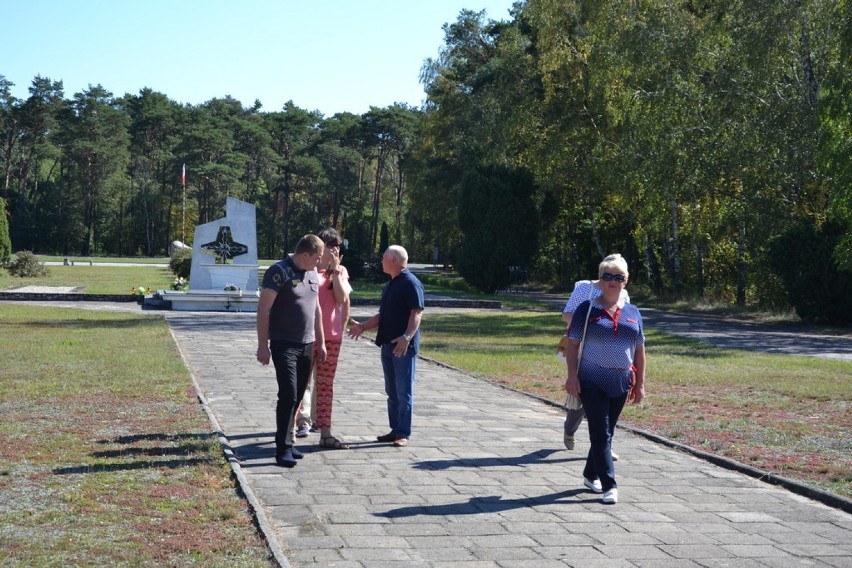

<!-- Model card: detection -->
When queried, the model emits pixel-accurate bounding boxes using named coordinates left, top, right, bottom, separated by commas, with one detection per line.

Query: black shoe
left=275, top=450, right=297, bottom=468
left=291, top=447, right=304, bottom=459
left=377, top=432, right=396, bottom=442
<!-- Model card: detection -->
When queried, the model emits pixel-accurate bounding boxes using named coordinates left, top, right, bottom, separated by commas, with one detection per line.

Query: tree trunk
left=588, top=205, right=605, bottom=258
left=670, top=197, right=681, bottom=294
left=693, top=232, right=705, bottom=298
left=645, top=235, right=663, bottom=295
left=736, top=218, right=747, bottom=306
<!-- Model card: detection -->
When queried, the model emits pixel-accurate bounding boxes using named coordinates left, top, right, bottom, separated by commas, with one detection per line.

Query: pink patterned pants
left=310, top=340, right=342, bottom=429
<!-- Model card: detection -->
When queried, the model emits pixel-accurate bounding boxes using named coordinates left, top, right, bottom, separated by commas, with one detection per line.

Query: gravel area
left=6, top=286, right=81, bottom=294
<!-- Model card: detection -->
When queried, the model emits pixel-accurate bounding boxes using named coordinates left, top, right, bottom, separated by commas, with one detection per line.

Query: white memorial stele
left=160, top=197, right=260, bottom=312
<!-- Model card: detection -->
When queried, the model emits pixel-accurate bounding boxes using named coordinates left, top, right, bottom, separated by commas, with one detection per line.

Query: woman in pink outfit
left=312, top=227, right=352, bottom=449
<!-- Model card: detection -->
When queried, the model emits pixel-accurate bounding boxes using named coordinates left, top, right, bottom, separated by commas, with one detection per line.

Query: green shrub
left=169, top=247, right=192, bottom=279
left=7, top=251, right=49, bottom=277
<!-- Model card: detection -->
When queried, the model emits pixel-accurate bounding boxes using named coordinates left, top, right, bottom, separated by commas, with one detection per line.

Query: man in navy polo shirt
left=349, top=245, right=425, bottom=447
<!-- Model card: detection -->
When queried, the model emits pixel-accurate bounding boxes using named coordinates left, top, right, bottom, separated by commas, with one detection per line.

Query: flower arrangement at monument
left=171, top=277, right=187, bottom=291
left=223, top=283, right=238, bottom=292
left=131, top=285, right=153, bottom=296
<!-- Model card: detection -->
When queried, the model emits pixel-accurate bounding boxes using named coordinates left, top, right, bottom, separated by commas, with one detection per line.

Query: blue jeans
left=380, top=343, right=417, bottom=439
left=580, top=380, right=628, bottom=492
left=270, top=340, right=314, bottom=454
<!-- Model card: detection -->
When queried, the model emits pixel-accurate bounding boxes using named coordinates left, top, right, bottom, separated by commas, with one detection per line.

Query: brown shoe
left=393, top=437, right=409, bottom=447
left=376, top=432, right=396, bottom=442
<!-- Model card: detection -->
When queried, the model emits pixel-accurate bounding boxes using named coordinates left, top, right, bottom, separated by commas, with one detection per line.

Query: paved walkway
left=165, top=308, right=852, bottom=568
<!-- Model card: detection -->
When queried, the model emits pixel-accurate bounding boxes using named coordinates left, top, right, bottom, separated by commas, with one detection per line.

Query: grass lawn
left=0, top=265, right=177, bottom=295
left=0, top=304, right=273, bottom=566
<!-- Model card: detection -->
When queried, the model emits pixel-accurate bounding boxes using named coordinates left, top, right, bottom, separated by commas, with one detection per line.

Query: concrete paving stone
left=664, top=512, right=734, bottom=524
left=819, top=557, right=852, bottom=568
left=597, top=544, right=692, bottom=559
left=643, top=531, right=720, bottom=545
left=777, top=544, right=852, bottom=558
left=784, top=521, right=852, bottom=541
left=610, top=511, right=678, bottom=523
left=706, top=532, right=775, bottom=545
left=735, top=522, right=808, bottom=535
left=679, top=523, right=744, bottom=534
left=337, top=534, right=411, bottom=548
left=310, top=522, right=388, bottom=537
left=469, top=546, right=545, bottom=561
left=722, top=544, right=801, bottom=559
left=467, top=534, right=540, bottom=548
left=368, top=494, right=428, bottom=506
left=559, top=560, right=637, bottom=568
left=693, top=560, right=779, bottom=568
left=592, top=531, right=664, bottom=546
left=659, top=544, right=738, bottom=559
left=288, top=550, right=354, bottom=565
left=372, top=523, right=448, bottom=538
left=441, top=521, right=512, bottom=536
left=432, top=562, right=499, bottom=568
left=338, top=549, right=415, bottom=563
left=631, top=560, right=705, bottom=568
left=495, top=561, right=583, bottom=568
left=279, top=534, right=347, bottom=550
left=529, top=532, right=600, bottom=546
left=407, top=546, right=482, bottom=562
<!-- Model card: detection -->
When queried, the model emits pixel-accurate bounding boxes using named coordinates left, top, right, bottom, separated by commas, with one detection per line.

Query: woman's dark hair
left=317, top=227, right=342, bottom=248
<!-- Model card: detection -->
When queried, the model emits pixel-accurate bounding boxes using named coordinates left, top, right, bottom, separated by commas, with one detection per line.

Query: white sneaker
left=611, top=450, right=619, bottom=461
left=602, top=488, right=618, bottom=504
left=583, top=478, right=603, bottom=493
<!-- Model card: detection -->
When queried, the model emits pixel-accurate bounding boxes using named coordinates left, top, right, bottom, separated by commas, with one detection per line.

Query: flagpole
left=181, top=164, right=186, bottom=243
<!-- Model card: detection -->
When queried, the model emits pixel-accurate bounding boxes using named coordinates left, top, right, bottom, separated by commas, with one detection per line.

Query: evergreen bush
left=456, top=165, right=539, bottom=293
left=169, top=247, right=192, bottom=279
left=768, top=218, right=852, bottom=325
left=7, top=251, right=49, bottom=278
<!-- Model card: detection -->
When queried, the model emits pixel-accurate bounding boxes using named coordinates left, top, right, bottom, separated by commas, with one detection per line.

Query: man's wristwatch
left=403, top=333, right=412, bottom=342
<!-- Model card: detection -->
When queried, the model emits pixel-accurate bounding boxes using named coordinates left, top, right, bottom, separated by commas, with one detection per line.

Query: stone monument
left=160, top=197, right=260, bottom=311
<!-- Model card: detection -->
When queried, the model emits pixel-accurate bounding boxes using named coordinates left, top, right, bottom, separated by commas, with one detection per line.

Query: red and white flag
left=181, top=163, right=186, bottom=186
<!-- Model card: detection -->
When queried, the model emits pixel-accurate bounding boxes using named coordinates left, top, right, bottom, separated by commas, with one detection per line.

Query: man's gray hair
left=387, top=245, right=408, bottom=265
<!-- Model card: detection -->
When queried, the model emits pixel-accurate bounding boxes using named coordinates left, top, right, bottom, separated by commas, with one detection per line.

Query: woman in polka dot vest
left=564, top=254, right=646, bottom=505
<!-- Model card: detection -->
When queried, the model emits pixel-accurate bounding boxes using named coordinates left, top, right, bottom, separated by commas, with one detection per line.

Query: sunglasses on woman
left=601, top=272, right=626, bottom=282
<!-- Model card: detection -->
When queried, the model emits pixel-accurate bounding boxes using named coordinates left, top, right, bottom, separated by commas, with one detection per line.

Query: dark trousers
left=270, top=340, right=314, bottom=455
left=580, top=381, right=628, bottom=492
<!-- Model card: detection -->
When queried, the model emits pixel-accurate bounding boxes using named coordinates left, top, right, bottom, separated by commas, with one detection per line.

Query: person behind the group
left=564, top=254, right=646, bottom=504
left=560, top=254, right=631, bottom=457
left=293, top=229, right=350, bottom=440
left=310, top=227, right=352, bottom=449
left=348, top=245, right=424, bottom=448
left=256, top=234, right=326, bottom=468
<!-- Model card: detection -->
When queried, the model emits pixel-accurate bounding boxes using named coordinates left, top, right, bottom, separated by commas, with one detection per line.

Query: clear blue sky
left=2, top=0, right=515, bottom=116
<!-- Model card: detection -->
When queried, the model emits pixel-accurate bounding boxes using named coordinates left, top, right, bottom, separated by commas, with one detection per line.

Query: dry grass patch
left=0, top=304, right=273, bottom=567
